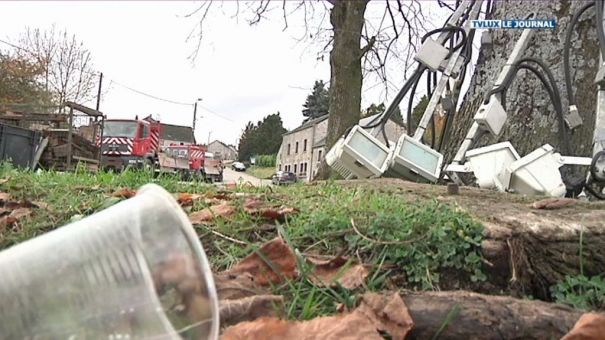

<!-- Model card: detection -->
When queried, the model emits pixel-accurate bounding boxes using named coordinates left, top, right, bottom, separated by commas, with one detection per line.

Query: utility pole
left=192, top=98, right=202, bottom=131
left=193, top=102, right=198, bottom=131
left=95, top=72, right=103, bottom=111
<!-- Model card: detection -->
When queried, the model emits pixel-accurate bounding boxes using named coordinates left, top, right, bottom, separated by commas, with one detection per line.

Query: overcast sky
left=0, top=1, right=453, bottom=146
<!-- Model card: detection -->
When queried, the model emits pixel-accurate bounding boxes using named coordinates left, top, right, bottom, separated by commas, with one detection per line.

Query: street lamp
left=193, top=98, right=202, bottom=131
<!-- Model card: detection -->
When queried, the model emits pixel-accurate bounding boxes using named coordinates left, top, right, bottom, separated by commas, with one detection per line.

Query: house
left=276, top=114, right=406, bottom=181
left=208, top=140, right=238, bottom=161
left=143, top=116, right=196, bottom=146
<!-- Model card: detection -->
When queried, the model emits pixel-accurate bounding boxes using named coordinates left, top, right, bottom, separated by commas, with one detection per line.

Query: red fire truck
left=99, top=118, right=216, bottom=180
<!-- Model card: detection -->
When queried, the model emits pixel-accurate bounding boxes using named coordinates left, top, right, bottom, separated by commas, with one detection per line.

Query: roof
left=161, top=123, right=195, bottom=143
left=283, top=115, right=329, bottom=136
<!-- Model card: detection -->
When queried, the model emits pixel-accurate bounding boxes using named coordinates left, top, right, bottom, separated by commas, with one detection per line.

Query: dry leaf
left=177, top=193, right=203, bottom=206
left=10, top=207, right=32, bottom=220
left=189, top=209, right=214, bottom=224
left=222, top=292, right=413, bottom=340
left=562, top=313, right=605, bottom=340
left=307, top=256, right=369, bottom=290
left=243, top=197, right=264, bottom=212
left=31, top=201, right=52, bottom=212
left=214, top=272, right=264, bottom=300
left=189, top=203, right=235, bottom=224
left=226, top=238, right=298, bottom=286
left=220, top=295, right=284, bottom=327
left=356, top=292, right=414, bottom=340
left=0, top=192, right=10, bottom=202
left=243, top=197, right=298, bottom=221
left=111, top=188, right=136, bottom=199
left=531, top=198, right=576, bottom=210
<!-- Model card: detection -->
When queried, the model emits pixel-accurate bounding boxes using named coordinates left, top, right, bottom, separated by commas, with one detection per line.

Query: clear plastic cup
left=0, top=184, right=219, bottom=339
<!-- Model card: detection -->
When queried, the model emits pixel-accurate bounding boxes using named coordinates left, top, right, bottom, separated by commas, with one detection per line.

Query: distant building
left=276, top=114, right=406, bottom=181
left=208, top=140, right=238, bottom=161
left=143, top=116, right=196, bottom=146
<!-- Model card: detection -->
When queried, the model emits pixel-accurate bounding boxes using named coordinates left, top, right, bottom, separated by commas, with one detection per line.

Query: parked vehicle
left=232, top=162, right=246, bottom=171
left=204, top=154, right=224, bottom=183
left=99, top=117, right=211, bottom=181
left=271, top=171, right=297, bottom=185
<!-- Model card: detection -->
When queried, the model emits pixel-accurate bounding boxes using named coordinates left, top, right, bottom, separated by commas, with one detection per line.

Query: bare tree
left=18, top=27, right=96, bottom=112
left=186, top=0, right=426, bottom=178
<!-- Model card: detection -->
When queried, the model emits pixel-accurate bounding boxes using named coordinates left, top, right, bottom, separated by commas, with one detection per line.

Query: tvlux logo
left=471, top=19, right=557, bottom=29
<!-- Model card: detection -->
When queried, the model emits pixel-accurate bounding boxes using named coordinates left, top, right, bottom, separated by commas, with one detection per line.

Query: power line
left=1, top=37, right=236, bottom=121
left=198, top=103, right=234, bottom=122
left=108, top=79, right=194, bottom=106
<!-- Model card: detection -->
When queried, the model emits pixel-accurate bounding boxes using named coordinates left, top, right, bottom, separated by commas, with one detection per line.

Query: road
left=221, top=167, right=272, bottom=187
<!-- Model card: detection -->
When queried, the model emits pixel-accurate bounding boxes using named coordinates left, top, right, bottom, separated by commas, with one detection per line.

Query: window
left=295, top=142, right=299, bottom=153
left=294, top=164, right=297, bottom=173
left=141, top=124, right=150, bottom=138
left=103, top=121, right=138, bottom=137
left=287, top=144, right=291, bottom=155
left=300, top=163, right=303, bottom=173
left=318, top=150, right=322, bottom=161
left=303, top=139, right=307, bottom=152
left=279, top=164, right=282, bottom=171
left=304, top=163, right=308, bottom=173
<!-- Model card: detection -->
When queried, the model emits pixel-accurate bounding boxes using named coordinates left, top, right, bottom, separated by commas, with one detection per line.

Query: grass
left=246, top=166, right=275, bottom=179
left=0, top=165, right=487, bottom=320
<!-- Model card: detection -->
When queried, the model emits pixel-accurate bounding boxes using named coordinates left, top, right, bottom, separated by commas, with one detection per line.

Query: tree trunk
left=403, top=290, right=582, bottom=340
left=315, top=0, right=369, bottom=180
left=443, top=1, right=599, bottom=180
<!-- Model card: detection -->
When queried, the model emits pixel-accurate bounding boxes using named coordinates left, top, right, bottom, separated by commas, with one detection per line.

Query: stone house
left=276, top=114, right=406, bottom=181
left=208, top=140, right=238, bottom=161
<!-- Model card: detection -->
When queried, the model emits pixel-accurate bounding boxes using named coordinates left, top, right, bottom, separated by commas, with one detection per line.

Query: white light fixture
left=465, top=142, right=520, bottom=190
left=474, top=96, right=508, bottom=136
left=501, top=144, right=566, bottom=197
left=325, top=125, right=392, bottom=179
left=387, top=134, right=443, bottom=183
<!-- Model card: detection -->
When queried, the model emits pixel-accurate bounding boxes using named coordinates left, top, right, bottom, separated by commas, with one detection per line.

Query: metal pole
left=193, top=102, right=198, bottom=131
left=95, top=72, right=103, bottom=111
left=67, top=106, right=74, bottom=171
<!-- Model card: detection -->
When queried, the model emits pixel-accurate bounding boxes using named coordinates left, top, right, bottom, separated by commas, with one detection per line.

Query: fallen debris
left=561, top=313, right=605, bottom=340
left=189, top=203, right=236, bottom=224
left=225, top=237, right=298, bottom=286
left=531, top=197, right=576, bottom=210
left=111, top=188, right=136, bottom=199
left=243, top=197, right=298, bottom=221
left=307, top=255, right=369, bottom=290
left=219, top=295, right=284, bottom=327
left=403, top=290, right=581, bottom=339
left=221, top=292, right=413, bottom=340
left=177, top=193, right=203, bottom=206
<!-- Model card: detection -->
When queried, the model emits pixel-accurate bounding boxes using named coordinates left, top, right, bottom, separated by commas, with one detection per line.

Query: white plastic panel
left=466, top=142, right=520, bottom=190
left=502, top=144, right=566, bottom=197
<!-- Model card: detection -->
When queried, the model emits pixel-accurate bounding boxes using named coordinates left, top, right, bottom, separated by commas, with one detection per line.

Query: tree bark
left=403, top=290, right=582, bottom=340
left=315, top=0, right=369, bottom=180
left=443, top=1, right=599, bottom=178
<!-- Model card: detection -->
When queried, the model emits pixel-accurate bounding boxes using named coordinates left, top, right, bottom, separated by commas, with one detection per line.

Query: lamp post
left=192, top=98, right=202, bottom=131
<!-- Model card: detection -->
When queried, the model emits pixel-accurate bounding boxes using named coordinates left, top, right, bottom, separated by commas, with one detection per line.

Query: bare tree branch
left=281, top=0, right=288, bottom=31
left=360, top=35, right=377, bottom=58
left=249, top=0, right=271, bottom=25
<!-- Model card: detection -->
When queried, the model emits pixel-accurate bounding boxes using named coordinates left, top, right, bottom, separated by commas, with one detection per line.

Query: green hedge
left=255, top=154, right=276, bottom=167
